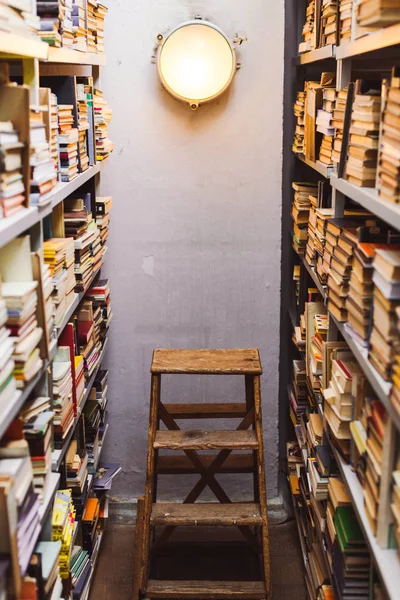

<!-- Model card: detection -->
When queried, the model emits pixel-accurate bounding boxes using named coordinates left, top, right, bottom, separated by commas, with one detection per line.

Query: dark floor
left=89, top=519, right=306, bottom=599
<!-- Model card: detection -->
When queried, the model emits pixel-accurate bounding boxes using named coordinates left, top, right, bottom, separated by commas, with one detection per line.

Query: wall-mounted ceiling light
left=156, top=18, right=240, bottom=110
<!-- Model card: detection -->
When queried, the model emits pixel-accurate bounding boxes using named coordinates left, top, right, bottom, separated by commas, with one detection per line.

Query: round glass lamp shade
left=157, top=21, right=236, bottom=108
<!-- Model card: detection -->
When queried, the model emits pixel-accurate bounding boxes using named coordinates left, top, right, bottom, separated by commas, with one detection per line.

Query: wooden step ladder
left=133, top=349, right=271, bottom=600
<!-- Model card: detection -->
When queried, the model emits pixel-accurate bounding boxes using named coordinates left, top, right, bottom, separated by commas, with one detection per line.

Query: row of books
left=0, top=0, right=40, bottom=40
left=298, top=0, right=400, bottom=54
left=37, top=0, right=108, bottom=54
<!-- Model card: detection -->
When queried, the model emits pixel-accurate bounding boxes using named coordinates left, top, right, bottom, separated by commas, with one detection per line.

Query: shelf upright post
left=23, top=58, right=40, bottom=106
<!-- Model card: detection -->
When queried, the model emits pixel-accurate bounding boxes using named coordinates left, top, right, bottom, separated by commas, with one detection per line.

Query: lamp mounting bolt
left=157, top=34, right=163, bottom=41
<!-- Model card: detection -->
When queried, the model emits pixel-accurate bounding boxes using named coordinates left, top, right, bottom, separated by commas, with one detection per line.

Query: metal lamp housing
left=156, top=20, right=237, bottom=110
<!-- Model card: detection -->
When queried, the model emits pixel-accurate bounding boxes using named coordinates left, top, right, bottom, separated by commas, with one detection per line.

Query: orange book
left=82, top=497, right=100, bottom=522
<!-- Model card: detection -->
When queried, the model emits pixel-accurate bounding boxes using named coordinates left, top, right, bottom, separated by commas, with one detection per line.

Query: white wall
left=101, top=0, right=285, bottom=502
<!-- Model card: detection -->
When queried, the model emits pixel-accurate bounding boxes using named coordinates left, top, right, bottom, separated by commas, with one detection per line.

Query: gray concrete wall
left=100, top=0, right=285, bottom=502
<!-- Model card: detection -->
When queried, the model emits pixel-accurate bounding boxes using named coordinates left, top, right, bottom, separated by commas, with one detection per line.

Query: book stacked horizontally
left=42, top=261, right=56, bottom=343
left=315, top=208, right=335, bottom=283
left=370, top=248, right=400, bottom=380
left=29, top=108, right=57, bottom=206
left=339, top=0, right=352, bottom=42
left=364, top=400, right=387, bottom=534
left=94, top=2, right=107, bottom=53
left=52, top=489, right=76, bottom=579
left=320, top=0, right=338, bottom=46
left=357, top=0, right=400, bottom=27
left=44, top=237, right=76, bottom=326
left=317, top=89, right=336, bottom=166
left=0, top=120, right=26, bottom=218
left=290, top=360, right=308, bottom=425
left=58, top=104, right=78, bottom=182
left=77, top=300, right=101, bottom=381
left=324, top=358, right=361, bottom=457
left=61, top=0, right=74, bottom=48
left=72, top=0, right=87, bottom=52
left=86, top=0, right=96, bottom=52
left=76, top=85, right=90, bottom=172
left=37, top=0, right=62, bottom=46
left=292, top=90, right=306, bottom=154
left=3, top=281, right=43, bottom=388
left=85, top=279, right=112, bottom=346
left=0, top=280, right=18, bottom=409
left=0, top=456, right=41, bottom=577
left=299, top=0, right=316, bottom=53
left=346, top=88, right=381, bottom=187
left=292, top=182, right=318, bottom=254
left=66, top=439, right=89, bottom=520
left=0, top=0, right=40, bottom=39
left=377, top=70, right=400, bottom=203
left=346, top=242, right=376, bottom=343
left=52, top=347, right=74, bottom=448
left=331, top=88, right=348, bottom=168
left=21, top=401, right=54, bottom=503
left=391, top=471, right=400, bottom=555
left=63, top=195, right=96, bottom=292
left=93, top=90, right=113, bottom=160
left=84, top=371, right=110, bottom=475
left=49, top=94, right=59, bottom=172
left=95, top=196, right=112, bottom=254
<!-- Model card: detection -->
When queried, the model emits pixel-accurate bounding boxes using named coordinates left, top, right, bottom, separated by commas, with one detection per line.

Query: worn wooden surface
left=151, top=503, right=262, bottom=527
left=156, top=453, right=255, bottom=474
left=146, top=579, right=266, bottom=599
left=151, top=349, right=262, bottom=375
left=154, top=430, right=258, bottom=451
left=163, top=403, right=247, bottom=419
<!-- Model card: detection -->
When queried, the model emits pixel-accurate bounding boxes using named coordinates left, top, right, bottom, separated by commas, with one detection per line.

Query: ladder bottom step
left=151, top=503, right=263, bottom=526
left=146, top=580, right=266, bottom=599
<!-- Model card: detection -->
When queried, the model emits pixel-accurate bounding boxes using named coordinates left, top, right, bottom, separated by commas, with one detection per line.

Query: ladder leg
left=253, top=375, right=271, bottom=599
left=132, top=496, right=145, bottom=600
left=140, top=374, right=161, bottom=596
left=245, top=375, right=259, bottom=504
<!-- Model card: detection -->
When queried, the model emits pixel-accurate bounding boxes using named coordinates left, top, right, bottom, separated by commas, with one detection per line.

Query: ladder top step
left=146, top=580, right=266, bottom=599
left=163, top=403, right=247, bottom=419
left=157, top=453, right=255, bottom=474
left=151, top=349, right=262, bottom=375
left=151, top=503, right=263, bottom=526
left=154, top=430, right=258, bottom=451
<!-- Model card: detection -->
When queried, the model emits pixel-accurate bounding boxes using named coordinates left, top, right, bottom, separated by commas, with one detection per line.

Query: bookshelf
left=0, top=2, right=114, bottom=598
left=285, top=1, right=400, bottom=598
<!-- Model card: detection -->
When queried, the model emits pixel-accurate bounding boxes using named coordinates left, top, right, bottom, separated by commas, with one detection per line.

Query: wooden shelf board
left=45, top=47, right=106, bottom=65
left=337, top=23, right=400, bottom=59
left=0, top=32, right=49, bottom=59
left=295, top=44, right=336, bottom=65
left=330, top=175, right=400, bottom=231
left=296, top=154, right=333, bottom=178
left=0, top=207, right=40, bottom=250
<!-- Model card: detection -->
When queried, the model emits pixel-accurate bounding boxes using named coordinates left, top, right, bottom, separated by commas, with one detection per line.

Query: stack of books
left=72, top=0, right=87, bottom=52
left=346, top=89, right=381, bottom=187
left=76, top=86, right=90, bottom=172
left=22, top=403, right=54, bottom=503
left=320, top=0, right=338, bottom=46
left=86, top=0, right=97, bottom=52
left=0, top=456, right=41, bottom=576
left=317, top=89, right=336, bottom=166
left=377, top=69, right=400, bottom=203
left=317, top=208, right=335, bottom=284
left=52, top=489, right=76, bottom=579
left=369, top=248, right=400, bottom=380
left=93, top=90, right=113, bottom=160
left=58, top=104, right=78, bottom=182
left=29, top=108, right=57, bottom=206
left=0, top=280, right=17, bottom=409
left=61, top=0, right=74, bottom=48
left=50, top=94, right=59, bottom=172
left=3, top=280, right=43, bottom=388
left=292, top=182, right=317, bottom=254
left=346, top=242, right=377, bottom=342
left=63, top=196, right=96, bottom=292
left=339, top=0, right=353, bottom=42
left=0, top=1, right=40, bottom=39
left=77, top=300, right=101, bottom=381
left=52, top=347, right=74, bottom=448
left=93, top=461, right=121, bottom=496
left=44, top=237, right=76, bottom=326
left=37, top=0, right=62, bottom=46
left=309, top=313, right=328, bottom=391
left=292, top=90, right=306, bottom=154
left=357, top=0, right=400, bottom=27
left=95, top=196, right=112, bottom=254
left=331, top=88, right=348, bottom=168
left=93, top=2, right=107, bottom=53
left=85, top=279, right=112, bottom=346
left=364, top=399, right=387, bottom=534
left=66, top=439, right=89, bottom=520
left=42, top=261, right=56, bottom=344
left=0, top=120, right=26, bottom=218
left=290, top=360, right=308, bottom=425
left=299, top=0, right=316, bottom=53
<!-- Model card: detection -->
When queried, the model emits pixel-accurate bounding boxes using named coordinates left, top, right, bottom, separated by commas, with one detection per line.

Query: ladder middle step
left=163, top=402, right=247, bottom=419
left=154, top=430, right=258, bottom=450
left=150, top=503, right=263, bottom=526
